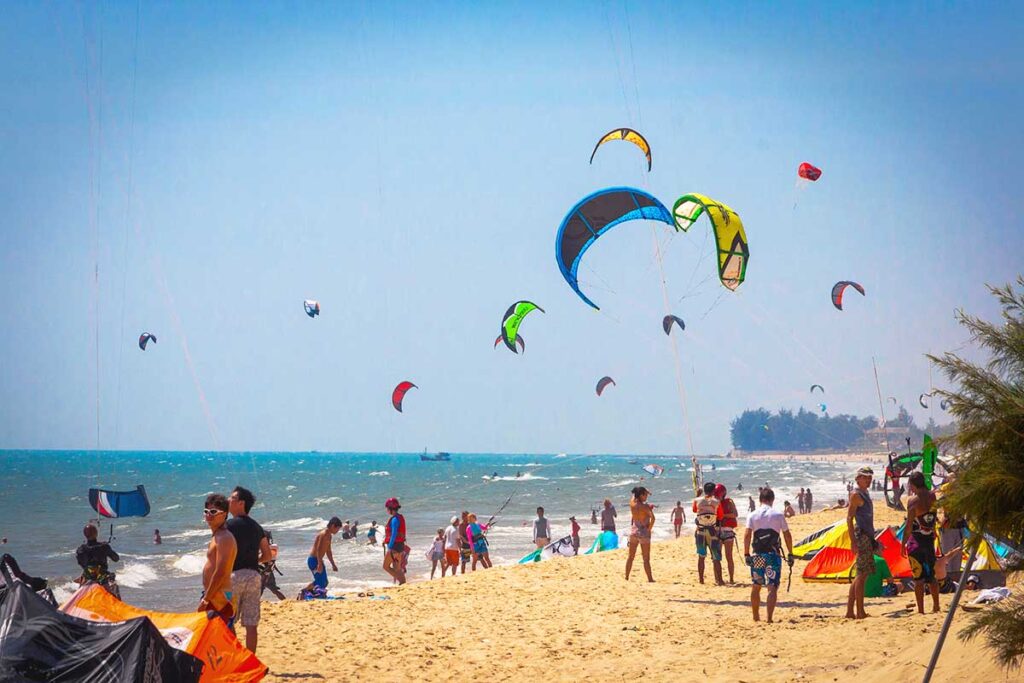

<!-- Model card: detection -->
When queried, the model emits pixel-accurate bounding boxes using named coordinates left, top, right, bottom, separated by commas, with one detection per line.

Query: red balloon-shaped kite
left=798, top=162, right=822, bottom=181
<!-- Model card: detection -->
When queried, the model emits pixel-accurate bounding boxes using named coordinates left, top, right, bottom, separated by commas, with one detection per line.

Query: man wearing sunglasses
left=199, top=494, right=237, bottom=623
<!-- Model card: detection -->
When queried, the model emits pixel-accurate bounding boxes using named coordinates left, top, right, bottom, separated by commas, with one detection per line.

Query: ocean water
left=0, top=450, right=863, bottom=611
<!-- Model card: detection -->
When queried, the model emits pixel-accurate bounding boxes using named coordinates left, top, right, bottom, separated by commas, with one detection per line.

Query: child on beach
left=428, top=528, right=445, bottom=579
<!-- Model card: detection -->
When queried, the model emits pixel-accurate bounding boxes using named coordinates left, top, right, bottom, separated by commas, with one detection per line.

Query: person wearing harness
left=715, top=484, right=739, bottom=584
left=382, top=498, right=407, bottom=585
left=845, top=466, right=876, bottom=620
left=743, top=487, right=794, bottom=623
left=75, top=523, right=121, bottom=598
left=902, top=471, right=940, bottom=614
left=693, top=482, right=724, bottom=585
left=466, top=513, right=492, bottom=570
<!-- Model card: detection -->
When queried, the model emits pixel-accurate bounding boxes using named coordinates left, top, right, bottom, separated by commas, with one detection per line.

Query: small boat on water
left=420, top=450, right=451, bottom=462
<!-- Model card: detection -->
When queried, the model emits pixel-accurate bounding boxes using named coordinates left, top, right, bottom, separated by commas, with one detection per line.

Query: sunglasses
left=203, top=508, right=226, bottom=517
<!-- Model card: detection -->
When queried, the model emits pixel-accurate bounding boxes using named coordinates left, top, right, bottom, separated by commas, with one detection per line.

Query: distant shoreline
left=728, top=449, right=890, bottom=464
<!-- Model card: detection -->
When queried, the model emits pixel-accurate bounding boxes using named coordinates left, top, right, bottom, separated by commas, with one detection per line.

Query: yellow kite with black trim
left=672, top=193, right=749, bottom=291
left=589, top=128, right=652, bottom=171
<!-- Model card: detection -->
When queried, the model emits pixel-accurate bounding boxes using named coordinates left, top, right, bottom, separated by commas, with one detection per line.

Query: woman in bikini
left=625, top=486, right=655, bottom=582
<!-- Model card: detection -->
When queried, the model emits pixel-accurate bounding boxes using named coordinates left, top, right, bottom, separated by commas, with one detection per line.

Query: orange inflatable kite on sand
left=62, top=584, right=267, bottom=682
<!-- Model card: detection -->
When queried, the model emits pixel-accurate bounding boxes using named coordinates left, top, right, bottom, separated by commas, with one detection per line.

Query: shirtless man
left=199, top=494, right=237, bottom=622
left=625, top=487, right=655, bottom=582
left=305, top=517, right=341, bottom=593
left=902, top=471, right=940, bottom=614
left=671, top=501, right=686, bottom=538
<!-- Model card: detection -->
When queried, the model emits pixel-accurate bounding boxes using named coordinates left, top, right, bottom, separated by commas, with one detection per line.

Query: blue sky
left=1, top=1, right=1022, bottom=454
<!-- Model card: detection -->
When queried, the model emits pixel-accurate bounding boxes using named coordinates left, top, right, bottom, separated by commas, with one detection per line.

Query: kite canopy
left=88, top=485, right=151, bottom=519
left=671, top=193, right=749, bottom=292
left=596, top=376, right=616, bottom=396
left=138, top=333, right=156, bottom=351
left=798, top=162, right=822, bottom=181
left=494, top=334, right=525, bottom=353
left=818, top=403, right=827, bottom=413
left=888, top=396, right=898, bottom=406
left=583, top=530, right=620, bottom=554
left=831, top=281, right=865, bottom=310
left=391, top=381, right=417, bottom=413
left=500, top=301, right=544, bottom=353
left=662, top=315, right=685, bottom=336
left=810, top=384, right=824, bottom=394
left=304, top=299, right=320, bottom=318
left=589, top=128, right=652, bottom=171
left=803, top=525, right=910, bottom=586
left=919, top=392, right=931, bottom=409
left=940, top=398, right=951, bottom=411
left=518, top=536, right=577, bottom=564
left=555, top=187, right=673, bottom=309
left=642, top=463, right=664, bottom=477
left=792, top=520, right=843, bottom=559
left=883, top=445, right=954, bottom=509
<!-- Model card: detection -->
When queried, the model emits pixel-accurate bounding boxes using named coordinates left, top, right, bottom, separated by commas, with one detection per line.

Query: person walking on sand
left=466, top=513, right=492, bottom=569
left=902, top=471, right=940, bottom=614
left=533, top=507, right=551, bottom=549
left=570, top=516, right=581, bottom=555
left=715, top=484, right=739, bottom=583
left=227, top=486, right=272, bottom=652
left=428, top=528, right=445, bottom=579
left=305, top=517, right=341, bottom=594
left=625, top=487, right=655, bottom=582
left=743, top=487, right=794, bottom=623
left=383, top=498, right=407, bottom=585
left=199, top=494, right=237, bottom=623
left=443, top=516, right=461, bottom=577
left=845, top=467, right=875, bottom=620
left=671, top=501, right=686, bottom=538
left=600, top=499, right=617, bottom=533
left=693, top=482, right=724, bottom=585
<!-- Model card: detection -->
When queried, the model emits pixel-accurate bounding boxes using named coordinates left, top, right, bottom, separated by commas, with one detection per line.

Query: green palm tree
left=928, top=276, right=1024, bottom=668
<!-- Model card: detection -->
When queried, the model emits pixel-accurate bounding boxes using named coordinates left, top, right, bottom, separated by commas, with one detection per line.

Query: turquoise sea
left=0, top=450, right=862, bottom=611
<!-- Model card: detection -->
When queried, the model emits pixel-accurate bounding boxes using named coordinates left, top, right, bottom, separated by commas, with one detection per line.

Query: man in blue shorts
left=743, top=487, right=794, bottom=623
left=305, top=517, right=341, bottom=594
left=693, top=482, right=724, bottom=585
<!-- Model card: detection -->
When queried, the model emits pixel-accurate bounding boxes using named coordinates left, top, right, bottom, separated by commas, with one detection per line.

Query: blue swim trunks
left=695, top=527, right=722, bottom=562
left=750, top=552, right=782, bottom=587
left=307, top=556, right=328, bottom=589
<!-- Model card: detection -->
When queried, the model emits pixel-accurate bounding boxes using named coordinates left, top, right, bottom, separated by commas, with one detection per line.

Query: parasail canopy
left=501, top=301, right=544, bottom=353
left=596, top=376, right=616, bottom=396
left=662, top=315, right=685, bottom=335
left=556, top=187, right=673, bottom=309
left=810, top=384, right=824, bottom=394
left=831, top=281, right=865, bottom=310
left=88, top=485, right=151, bottom=519
left=392, top=381, right=417, bottom=413
left=589, top=128, right=652, bottom=171
left=304, top=300, right=320, bottom=318
left=138, top=333, right=156, bottom=351
left=671, top=193, right=749, bottom=292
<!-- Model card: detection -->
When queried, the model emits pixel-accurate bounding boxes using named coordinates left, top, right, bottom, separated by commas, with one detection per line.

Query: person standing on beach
left=715, top=484, right=738, bottom=583
left=625, top=487, right=655, bottom=582
left=693, top=482, right=724, bottom=585
left=805, top=488, right=814, bottom=513
left=743, top=487, right=794, bottom=623
left=458, top=511, right=472, bottom=573
left=428, top=528, right=445, bottom=579
left=533, top=507, right=551, bottom=549
left=367, top=521, right=378, bottom=546
left=845, top=467, right=875, bottom=620
left=200, top=494, right=237, bottom=623
left=748, top=496, right=756, bottom=512
left=570, top=516, right=581, bottom=555
left=466, top=513, right=492, bottom=569
left=797, top=488, right=806, bottom=514
left=600, top=499, right=617, bottom=533
left=671, top=501, right=686, bottom=538
left=382, top=498, right=407, bottom=585
left=902, top=471, right=940, bottom=614
left=227, top=486, right=271, bottom=652
left=590, top=508, right=598, bottom=525
left=442, top=516, right=460, bottom=577
left=306, top=517, right=341, bottom=594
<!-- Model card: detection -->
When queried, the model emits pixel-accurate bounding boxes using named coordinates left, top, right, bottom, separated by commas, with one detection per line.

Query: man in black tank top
left=902, top=472, right=940, bottom=614
left=845, top=467, right=875, bottom=620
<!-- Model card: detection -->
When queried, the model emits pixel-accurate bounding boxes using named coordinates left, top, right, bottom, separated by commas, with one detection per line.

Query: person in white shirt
left=442, top=516, right=461, bottom=577
left=743, top=487, right=794, bottom=624
left=533, top=507, right=551, bottom=549
left=428, top=528, right=445, bottom=580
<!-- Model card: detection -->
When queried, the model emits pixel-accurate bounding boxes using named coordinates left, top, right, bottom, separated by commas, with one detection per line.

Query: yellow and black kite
left=672, top=193, right=749, bottom=291
left=589, top=128, right=652, bottom=171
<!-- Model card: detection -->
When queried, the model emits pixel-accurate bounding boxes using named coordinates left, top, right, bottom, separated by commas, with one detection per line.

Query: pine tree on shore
left=928, top=276, right=1024, bottom=669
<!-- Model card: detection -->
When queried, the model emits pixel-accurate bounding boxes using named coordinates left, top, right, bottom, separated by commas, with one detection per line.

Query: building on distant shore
left=861, top=425, right=911, bottom=451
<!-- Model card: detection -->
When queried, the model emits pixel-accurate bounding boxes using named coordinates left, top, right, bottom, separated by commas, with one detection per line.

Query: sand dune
left=257, top=507, right=1014, bottom=682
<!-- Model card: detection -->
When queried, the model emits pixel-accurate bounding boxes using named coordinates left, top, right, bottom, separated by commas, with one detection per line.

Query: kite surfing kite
left=919, top=393, right=931, bottom=409
left=940, top=398, right=951, bottom=411
left=556, top=187, right=673, bottom=309
left=89, top=486, right=151, bottom=519
left=138, top=333, right=156, bottom=351
left=589, top=128, right=652, bottom=171
left=494, top=334, right=525, bottom=353
left=304, top=300, right=320, bottom=318
left=672, top=194, right=749, bottom=292
left=642, top=463, right=664, bottom=478
left=883, top=437, right=953, bottom=509
left=810, top=384, right=824, bottom=394
left=888, top=396, right=898, bottom=406
left=391, top=381, right=417, bottom=413
left=818, top=403, right=827, bottom=413
left=500, top=301, right=543, bottom=353
left=831, top=281, right=865, bottom=310
left=798, top=162, right=822, bottom=181
left=596, top=376, right=616, bottom=396
left=662, top=315, right=685, bottom=335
